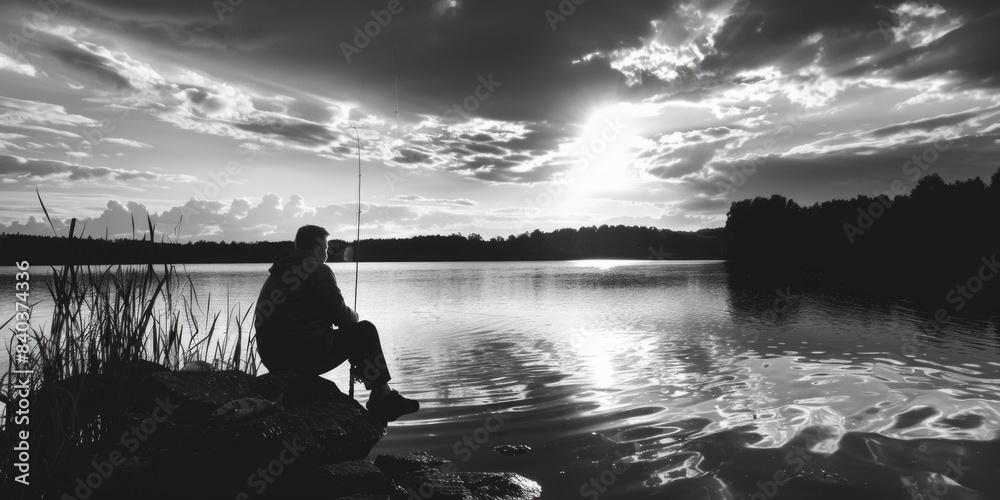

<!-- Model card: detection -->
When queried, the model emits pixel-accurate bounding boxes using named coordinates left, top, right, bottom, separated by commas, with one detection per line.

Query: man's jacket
left=254, top=248, right=359, bottom=349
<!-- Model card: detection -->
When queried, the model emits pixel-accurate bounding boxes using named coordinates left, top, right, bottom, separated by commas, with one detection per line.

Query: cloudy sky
left=1, top=0, right=998, bottom=242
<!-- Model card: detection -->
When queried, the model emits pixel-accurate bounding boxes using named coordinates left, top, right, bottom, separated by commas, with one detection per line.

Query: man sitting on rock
left=254, top=224, right=418, bottom=423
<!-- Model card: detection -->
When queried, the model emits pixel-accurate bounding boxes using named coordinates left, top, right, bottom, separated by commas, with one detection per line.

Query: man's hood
left=268, top=248, right=315, bottom=274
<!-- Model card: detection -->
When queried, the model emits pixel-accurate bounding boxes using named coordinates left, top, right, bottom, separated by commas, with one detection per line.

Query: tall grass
left=0, top=199, right=259, bottom=496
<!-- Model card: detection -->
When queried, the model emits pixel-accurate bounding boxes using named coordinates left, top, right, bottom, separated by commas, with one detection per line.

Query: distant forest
left=3, top=168, right=998, bottom=309
left=0, top=225, right=725, bottom=266
left=726, top=169, right=1000, bottom=309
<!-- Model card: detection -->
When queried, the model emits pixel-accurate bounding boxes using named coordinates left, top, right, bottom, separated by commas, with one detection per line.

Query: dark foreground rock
left=38, top=367, right=540, bottom=499
left=286, top=452, right=542, bottom=500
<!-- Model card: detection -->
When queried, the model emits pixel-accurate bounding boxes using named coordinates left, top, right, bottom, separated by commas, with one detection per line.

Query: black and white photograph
left=1, top=0, right=999, bottom=498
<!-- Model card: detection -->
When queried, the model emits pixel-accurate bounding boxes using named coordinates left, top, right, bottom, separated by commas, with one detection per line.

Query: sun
left=564, top=105, right=638, bottom=201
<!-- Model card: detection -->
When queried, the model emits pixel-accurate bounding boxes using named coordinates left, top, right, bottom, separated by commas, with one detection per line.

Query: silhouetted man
left=254, top=224, right=418, bottom=423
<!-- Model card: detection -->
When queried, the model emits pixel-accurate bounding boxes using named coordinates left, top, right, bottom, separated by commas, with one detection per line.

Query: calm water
left=2, top=261, right=999, bottom=499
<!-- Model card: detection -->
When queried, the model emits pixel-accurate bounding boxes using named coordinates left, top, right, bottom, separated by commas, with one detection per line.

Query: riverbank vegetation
left=0, top=253, right=256, bottom=497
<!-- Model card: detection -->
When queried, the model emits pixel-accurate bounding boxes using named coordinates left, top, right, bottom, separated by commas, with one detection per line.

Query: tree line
left=725, top=168, right=1000, bottom=310
left=0, top=225, right=725, bottom=267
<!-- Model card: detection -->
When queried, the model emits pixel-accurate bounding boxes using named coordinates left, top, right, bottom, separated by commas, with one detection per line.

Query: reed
left=0, top=196, right=259, bottom=495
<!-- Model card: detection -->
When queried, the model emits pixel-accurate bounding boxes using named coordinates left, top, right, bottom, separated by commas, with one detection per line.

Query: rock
left=37, top=368, right=540, bottom=499
left=382, top=470, right=540, bottom=499
left=210, top=394, right=284, bottom=423
left=155, top=400, right=384, bottom=495
left=112, top=456, right=155, bottom=497
left=291, top=402, right=386, bottom=460
left=32, top=359, right=170, bottom=430
left=390, top=470, right=470, bottom=499
left=315, top=460, right=386, bottom=493
left=457, top=472, right=543, bottom=499
left=493, top=444, right=532, bottom=456
left=257, top=370, right=355, bottom=409
left=180, top=360, right=213, bottom=372
left=170, top=410, right=322, bottom=498
left=139, top=371, right=258, bottom=423
left=375, top=451, right=453, bottom=476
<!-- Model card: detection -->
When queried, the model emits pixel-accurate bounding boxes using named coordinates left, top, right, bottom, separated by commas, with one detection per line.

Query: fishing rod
left=352, top=126, right=362, bottom=311
left=350, top=125, right=361, bottom=399
left=391, top=37, right=399, bottom=135
left=348, top=39, right=397, bottom=399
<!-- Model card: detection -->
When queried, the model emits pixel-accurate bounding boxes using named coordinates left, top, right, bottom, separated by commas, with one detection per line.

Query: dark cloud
left=852, top=7, right=1000, bottom=88
left=393, top=148, right=433, bottom=164
left=465, top=142, right=507, bottom=155
left=0, top=154, right=179, bottom=184
left=3, top=0, right=1000, bottom=238
left=869, top=108, right=992, bottom=138
left=694, top=131, right=1000, bottom=203
left=461, top=133, right=494, bottom=142
left=703, top=0, right=897, bottom=75
left=68, top=0, right=678, bottom=123
left=703, top=0, right=1000, bottom=90
left=233, top=119, right=344, bottom=147
left=40, top=32, right=133, bottom=90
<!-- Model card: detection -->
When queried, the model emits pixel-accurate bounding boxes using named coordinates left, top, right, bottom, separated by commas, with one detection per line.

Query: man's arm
left=314, top=266, right=359, bottom=327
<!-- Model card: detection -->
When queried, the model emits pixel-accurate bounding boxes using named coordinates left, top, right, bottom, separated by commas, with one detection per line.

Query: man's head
left=294, top=225, right=330, bottom=262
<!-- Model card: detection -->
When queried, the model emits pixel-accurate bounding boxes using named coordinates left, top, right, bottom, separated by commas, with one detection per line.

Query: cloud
left=379, top=119, right=575, bottom=185
left=689, top=130, right=1000, bottom=203
left=394, top=195, right=477, bottom=206
left=3, top=0, right=1000, bottom=238
left=0, top=192, right=618, bottom=241
left=103, top=137, right=152, bottom=148
left=0, top=96, right=99, bottom=129
left=0, top=46, right=38, bottom=77
left=4, top=23, right=358, bottom=160
left=0, top=154, right=193, bottom=186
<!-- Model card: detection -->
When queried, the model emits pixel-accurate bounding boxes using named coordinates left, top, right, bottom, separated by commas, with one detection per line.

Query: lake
left=2, top=260, right=999, bottom=499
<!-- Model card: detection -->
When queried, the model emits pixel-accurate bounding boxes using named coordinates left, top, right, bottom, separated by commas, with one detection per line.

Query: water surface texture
left=3, top=261, right=998, bottom=499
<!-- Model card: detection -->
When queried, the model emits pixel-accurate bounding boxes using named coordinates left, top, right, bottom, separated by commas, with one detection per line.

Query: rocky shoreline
left=42, top=363, right=541, bottom=499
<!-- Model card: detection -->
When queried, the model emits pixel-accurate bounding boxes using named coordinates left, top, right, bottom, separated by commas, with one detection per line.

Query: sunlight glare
left=563, top=105, right=640, bottom=205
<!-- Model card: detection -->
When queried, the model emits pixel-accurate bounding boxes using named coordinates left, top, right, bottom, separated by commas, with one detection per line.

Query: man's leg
left=330, top=320, right=392, bottom=390
left=328, top=321, right=418, bottom=423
